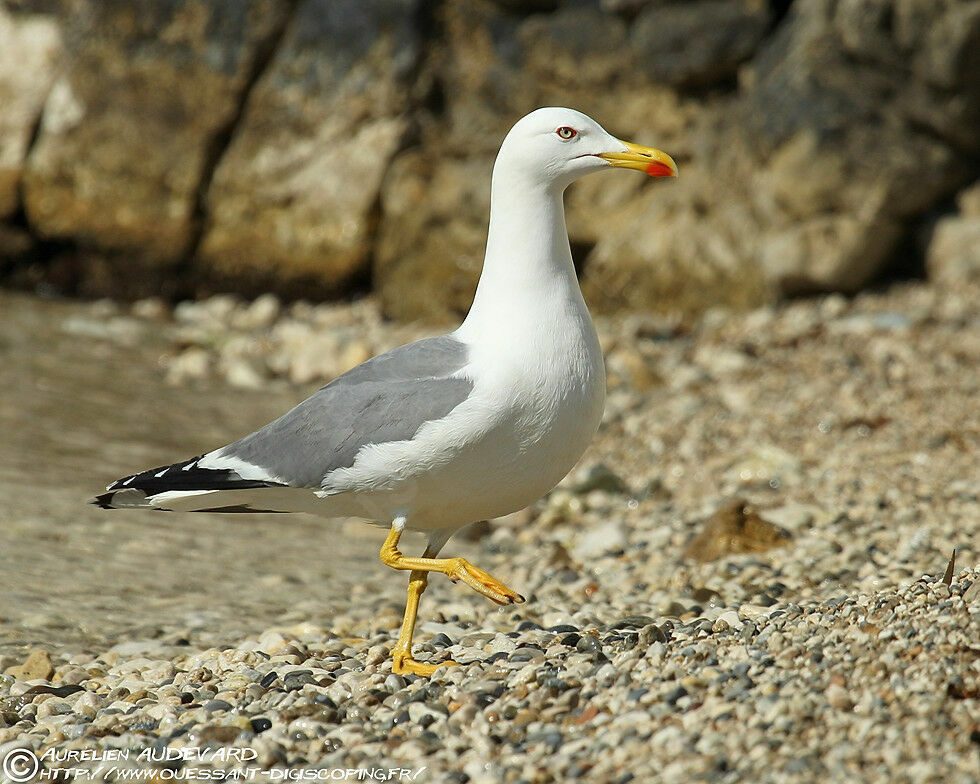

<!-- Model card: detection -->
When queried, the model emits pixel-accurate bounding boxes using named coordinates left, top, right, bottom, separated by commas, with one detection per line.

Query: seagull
left=92, top=108, right=677, bottom=676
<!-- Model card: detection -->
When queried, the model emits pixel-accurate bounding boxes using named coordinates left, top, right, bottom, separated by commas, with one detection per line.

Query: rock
left=164, top=347, right=212, bottom=386
left=23, top=0, right=291, bottom=271
left=926, top=180, right=980, bottom=286
left=0, top=5, right=62, bottom=219
left=286, top=331, right=343, bottom=385
left=738, top=0, right=975, bottom=293
left=375, top=150, right=490, bottom=323
left=571, top=463, right=629, bottom=496
left=572, top=521, right=627, bottom=561
left=759, top=503, right=817, bottom=532
left=199, top=0, right=420, bottom=298
left=231, top=293, right=281, bottom=331
left=826, top=682, right=854, bottom=711
left=580, top=158, right=775, bottom=316
left=5, top=648, right=54, bottom=681
left=729, top=444, right=803, bottom=489
left=585, top=0, right=977, bottom=314
left=630, top=0, right=770, bottom=89
left=684, top=499, right=790, bottom=562
left=219, top=356, right=267, bottom=389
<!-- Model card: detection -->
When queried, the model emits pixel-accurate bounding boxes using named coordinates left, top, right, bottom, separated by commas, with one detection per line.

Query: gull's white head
left=495, top=107, right=678, bottom=191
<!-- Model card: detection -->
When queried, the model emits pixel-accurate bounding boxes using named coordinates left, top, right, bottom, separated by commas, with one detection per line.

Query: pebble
left=30, top=283, right=978, bottom=783
left=4, top=649, right=53, bottom=681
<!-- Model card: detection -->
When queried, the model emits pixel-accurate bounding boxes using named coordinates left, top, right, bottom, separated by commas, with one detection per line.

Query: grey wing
left=206, top=334, right=474, bottom=488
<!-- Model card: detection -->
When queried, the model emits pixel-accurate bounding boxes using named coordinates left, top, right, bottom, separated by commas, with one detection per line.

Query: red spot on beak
left=645, top=161, right=676, bottom=178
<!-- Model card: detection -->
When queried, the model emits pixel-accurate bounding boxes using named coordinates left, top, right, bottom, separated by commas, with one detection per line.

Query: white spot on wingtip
left=198, top=450, right=281, bottom=483
left=155, top=469, right=167, bottom=477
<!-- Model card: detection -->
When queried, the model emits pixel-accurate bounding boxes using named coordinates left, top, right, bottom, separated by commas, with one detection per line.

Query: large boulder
left=630, top=0, right=771, bottom=89
left=21, top=0, right=289, bottom=281
left=583, top=0, right=979, bottom=314
left=0, top=4, right=61, bottom=220
left=926, top=180, right=980, bottom=286
left=197, top=0, right=422, bottom=299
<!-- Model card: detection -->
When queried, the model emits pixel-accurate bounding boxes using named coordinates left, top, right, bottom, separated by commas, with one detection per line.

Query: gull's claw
left=391, top=647, right=458, bottom=677
left=447, top=558, right=526, bottom=605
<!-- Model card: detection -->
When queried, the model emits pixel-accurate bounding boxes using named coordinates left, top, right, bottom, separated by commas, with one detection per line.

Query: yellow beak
left=598, top=140, right=678, bottom=178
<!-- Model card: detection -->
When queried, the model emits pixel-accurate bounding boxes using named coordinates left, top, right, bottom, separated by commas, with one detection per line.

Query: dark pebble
left=418, top=729, right=442, bottom=749
left=203, top=700, right=233, bottom=713
left=548, top=624, right=579, bottom=633
left=664, top=686, right=688, bottom=706
left=509, top=650, right=536, bottom=663
left=517, top=620, right=542, bottom=631
left=603, top=615, right=657, bottom=631
left=560, top=633, right=582, bottom=647
left=259, top=672, right=278, bottom=689
left=539, top=676, right=570, bottom=692
left=179, top=693, right=194, bottom=704
left=424, top=682, right=446, bottom=700
left=475, top=692, right=498, bottom=708
left=485, top=651, right=509, bottom=664
left=575, top=636, right=603, bottom=655
left=540, top=730, right=562, bottom=752
left=627, top=687, right=648, bottom=701
left=250, top=717, right=272, bottom=733
left=430, top=633, right=453, bottom=648
left=393, top=710, right=411, bottom=726
left=283, top=672, right=316, bottom=691
left=22, top=685, right=84, bottom=698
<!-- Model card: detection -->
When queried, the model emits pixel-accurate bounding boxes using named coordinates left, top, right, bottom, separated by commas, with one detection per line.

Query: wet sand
left=0, top=292, right=396, bottom=658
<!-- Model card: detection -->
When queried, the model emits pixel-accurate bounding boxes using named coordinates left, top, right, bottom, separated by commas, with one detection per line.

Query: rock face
left=0, top=5, right=61, bottom=220
left=926, top=180, right=980, bottom=286
left=1, top=0, right=978, bottom=317
left=22, top=0, right=290, bottom=273
left=197, top=0, right=421, bottom=298
left=584, top=0, right=980, bottom=314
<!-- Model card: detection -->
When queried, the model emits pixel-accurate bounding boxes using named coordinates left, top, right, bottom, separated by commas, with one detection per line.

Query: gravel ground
left=1, top=281, right=978, bottom=783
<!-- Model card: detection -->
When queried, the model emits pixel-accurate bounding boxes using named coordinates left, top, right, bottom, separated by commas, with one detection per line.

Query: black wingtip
left=90, top=492, right=116, bottom=509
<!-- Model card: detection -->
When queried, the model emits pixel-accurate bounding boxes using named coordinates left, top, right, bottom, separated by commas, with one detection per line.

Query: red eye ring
left=556, top=126, right=577, bottom=140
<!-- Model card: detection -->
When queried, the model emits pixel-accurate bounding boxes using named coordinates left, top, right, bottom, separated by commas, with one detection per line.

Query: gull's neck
left=458, top=165, right=588, bottom=342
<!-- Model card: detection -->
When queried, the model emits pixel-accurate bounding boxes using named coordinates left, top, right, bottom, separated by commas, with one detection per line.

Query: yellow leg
left=381, top=520, right=525, bottom=676
left=390, top=569, right=450, bottom=676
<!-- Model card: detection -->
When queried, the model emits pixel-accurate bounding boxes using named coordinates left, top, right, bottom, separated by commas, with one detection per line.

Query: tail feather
left=91, top=455, right=285, bottom=510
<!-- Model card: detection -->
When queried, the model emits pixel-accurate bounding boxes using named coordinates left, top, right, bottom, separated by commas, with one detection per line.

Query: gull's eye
left=556, top=126, right=577, bottom=140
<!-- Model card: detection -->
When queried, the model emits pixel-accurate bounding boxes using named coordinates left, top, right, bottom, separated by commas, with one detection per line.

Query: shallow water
left=0, top=292, right=401, bottom=658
